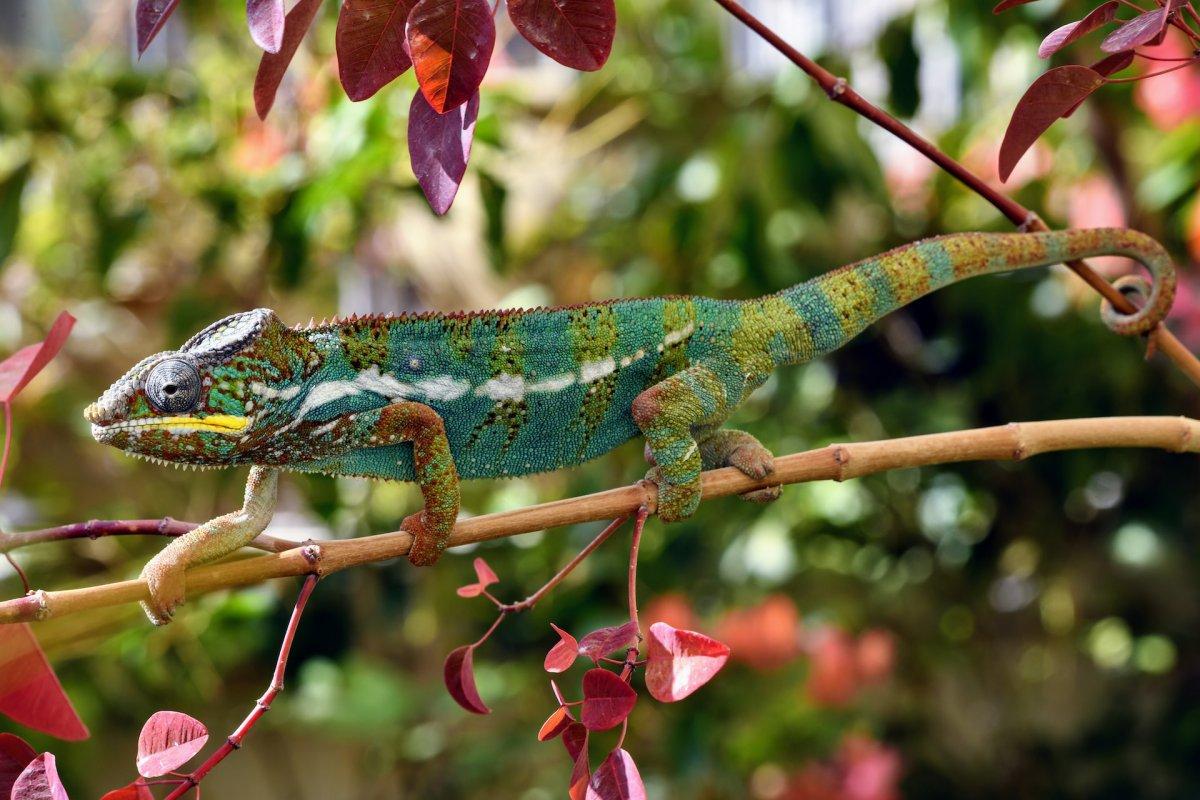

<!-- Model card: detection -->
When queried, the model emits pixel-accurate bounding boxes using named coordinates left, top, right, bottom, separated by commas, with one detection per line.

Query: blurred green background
left=2, top=0, right=1200, bottom=797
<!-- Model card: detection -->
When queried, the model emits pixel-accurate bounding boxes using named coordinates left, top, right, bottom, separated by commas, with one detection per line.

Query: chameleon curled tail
left=763, top=228, right=1176, bottom=368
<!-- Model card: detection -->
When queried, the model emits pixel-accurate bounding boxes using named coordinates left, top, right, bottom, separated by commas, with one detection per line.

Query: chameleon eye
left=145, top=357, right=201, bottom=414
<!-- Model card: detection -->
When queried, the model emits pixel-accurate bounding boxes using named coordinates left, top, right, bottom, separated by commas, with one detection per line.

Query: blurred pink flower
left=1134, top=32, right=1200, bottom=130
left=715, top=594, right=802, bottom=672
left=1066, top=173, right=1129, bottom=276
left=780, top=734, right=904, bottom=800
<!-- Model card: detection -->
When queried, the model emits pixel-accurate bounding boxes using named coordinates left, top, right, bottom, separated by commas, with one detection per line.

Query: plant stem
left=1108, top=57, right=1200, bottom=80
left=0, top=518, right=293, bottom=555
left=620, top=507, right=648, bottom=681
left=709, top=0, right=1200, bottom=388
left=499, top=515, right=630, bottom=614
left=163, top=574, right=319, bottom=800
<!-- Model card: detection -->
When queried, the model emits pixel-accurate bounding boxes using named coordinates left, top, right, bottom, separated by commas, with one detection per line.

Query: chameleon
left=84, top=228, right=1175, bottom=624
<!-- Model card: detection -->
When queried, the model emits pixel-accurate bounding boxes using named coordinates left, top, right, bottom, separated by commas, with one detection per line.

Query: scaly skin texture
left=85, top=229, right=1176, bottom=623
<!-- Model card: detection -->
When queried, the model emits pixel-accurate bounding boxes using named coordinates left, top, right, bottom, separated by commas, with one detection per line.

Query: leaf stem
left=498, top=515, right=630, bottom=614
left=1107, top=56, right=1200, bottom=80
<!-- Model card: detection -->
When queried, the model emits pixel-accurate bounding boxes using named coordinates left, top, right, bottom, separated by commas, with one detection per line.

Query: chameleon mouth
left=92, top=414, right=250, bottom=436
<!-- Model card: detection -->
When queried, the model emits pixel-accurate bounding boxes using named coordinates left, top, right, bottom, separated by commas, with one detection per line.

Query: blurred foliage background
left=2, top=0, right=1200, bottom=797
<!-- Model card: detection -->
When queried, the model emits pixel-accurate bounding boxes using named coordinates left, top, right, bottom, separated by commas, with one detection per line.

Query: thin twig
left=2, top=415, right=1195, bottom=625
left=0, top=518, right=294, bottom=555
left=163, top=574, right=319, bottom=800
left=710, top=0, right=1200, bottom=388
left=499, top=515, right=630, bottom=614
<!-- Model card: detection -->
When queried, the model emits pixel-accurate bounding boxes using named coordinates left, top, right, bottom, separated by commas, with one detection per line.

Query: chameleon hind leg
left=698, top=428, right=781, bottom=504
left=634, top=364, right=772, bottom=521
left=140, top=465, right=279, bottom=625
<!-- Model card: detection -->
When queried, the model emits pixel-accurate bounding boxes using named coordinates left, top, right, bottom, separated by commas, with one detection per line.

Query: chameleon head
left=85, top=309, right=300, bottom=467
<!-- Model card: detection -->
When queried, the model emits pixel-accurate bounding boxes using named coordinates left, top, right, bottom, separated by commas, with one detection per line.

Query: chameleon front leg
left=140, top=466, right=279, bottom=625
left=368, top=401, right=461, bottom=566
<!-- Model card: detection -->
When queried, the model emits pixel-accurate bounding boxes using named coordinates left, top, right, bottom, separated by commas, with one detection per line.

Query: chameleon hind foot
left=643, top=466, right=702, bottom=523
left=403, top=511, right=452, bottom=566
left=699, top=429, right=781, bottom=505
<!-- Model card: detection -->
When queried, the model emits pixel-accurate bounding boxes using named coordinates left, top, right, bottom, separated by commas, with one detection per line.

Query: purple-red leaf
left=254, top=0, right=324, bottom=120
left=579, top=669, right=636, bottom=731
left=0, top=624, right=89, bottom=741
left=545, top=623, right=580, bottom=673
left=1101, top=1, right=1184, bottom=52
left=99, top=783, right=154, bottom=800
left=443, top=645, right=491, bottom=714
left=1038, top=1, right=1118, bottom=58
left=1061, top=50, right=1134, bottom=117
left=407, top=0, right=495, bottom=113
left=0, top=312, right=74, bottom=404
left=10, top=754, right=68, bottom=800
left=644, top=622, right=730, bottom=703
left=408, top=90, right=479, bottom=215
left=136, top=711, right=209, bottom=777
left=336, top=0, right=417, bottom=101
left=247, top=0, right=286, bottom=53
left=992, top=0, right=1039, bottom=13
left=563, top=723, right=590, bottom=800
left=585, top=749, right=646, bottom=800
left=537, top=705, right=574, bottom=741
left=999, top=65, right=1104, bottom=182
left=507, top=0, right=616, bottom=71
left=578, top=621, right=639, bottom=662
left=135, top=0, right=182, bottom=56
left=0, top=734, right=37, bottom=799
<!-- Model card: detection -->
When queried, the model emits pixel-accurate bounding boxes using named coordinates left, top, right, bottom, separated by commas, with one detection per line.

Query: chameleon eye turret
left=144, top=357, right=201, bottom=413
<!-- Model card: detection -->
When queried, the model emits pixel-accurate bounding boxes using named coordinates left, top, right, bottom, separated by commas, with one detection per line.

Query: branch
left=711, top=0, right=1200, bottom=389
left=0, top=519, right=293, bottom=555
left=1, top=415, right=1195, bottom=625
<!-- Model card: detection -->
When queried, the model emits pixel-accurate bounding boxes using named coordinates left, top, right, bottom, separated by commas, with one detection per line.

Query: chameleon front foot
left=644, top=466, right=702, bottom=523
left=403, top=511, right=451, bottom=566
left=140, top=553, right=187, bottom=626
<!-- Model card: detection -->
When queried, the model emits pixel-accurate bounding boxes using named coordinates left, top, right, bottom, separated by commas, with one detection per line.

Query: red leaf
left=10, top=754, right=68, bottom=800
left=456, top=583, right=484, bottom=598
left=578, top=621, right=639, bottom=662
left=254, top=0, right=324, bottom=120
left=247, top=0, right=286, bottom=53
left=136, top=710, right=209, bottom=777
left=562, top=720, right=588, bottom=762
left=443, top=645, right=491, bottom=714
left=579, top=669, right=636, bottom=731
left=1091, top=50, right=1136, bottom=77
left=99, top=783, right=154, bottom=800
left=538, top=705, right=574, bottom=741
left=0, top=312, right=74, bottom=404
left=473, top=556, right=498, bottom=587
left=1038, top=1, right=1118, bottom=58
left=585, top=749, right=646, bottom=800
left=0, top=733, right=37, bottom=799
left=1101, top=1, right=1185, bottom=52
left=545, top=623, right=580, bottom=673
left=507, top=0, right=615, bottom=71
left=999, top=65, right=1104, bottom=182
left=992, top=0, right=1038, bottom=12
left=0, top=624, right=88, bottom=741
left=568, top=735, right=590, bottom=800
left=336, top=0, right=417, bottom=101
left=406, top=0, right=495, bottom=113
left=644, top=622, right=730, bottom=703
left=135, top=0, right=182, bottom=56
left=407, top=90, right=479, bottom=215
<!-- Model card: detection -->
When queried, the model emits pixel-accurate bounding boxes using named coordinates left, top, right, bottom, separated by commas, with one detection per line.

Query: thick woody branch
left=1, top=415, right=1195, bottom=625
left=711, top=0, right=1200, bottom=388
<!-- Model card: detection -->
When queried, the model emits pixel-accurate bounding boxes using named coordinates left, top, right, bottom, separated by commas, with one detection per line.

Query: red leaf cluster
left=135, top=711, right=209, bottom=778
left=455, top=556, right=499, bottom=598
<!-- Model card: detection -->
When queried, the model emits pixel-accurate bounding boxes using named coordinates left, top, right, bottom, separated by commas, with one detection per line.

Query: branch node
left=1017, top=212, right=1042, bottom=233
left=825, top=76, right=848, bottom=99
left=636, top=478, right=658, bottom=516
left=300, top=542, right=324, bottom=575
left=28, top=589, right=49, bottom=621
left=156, top=517, right=175, bottom=535
left=1006, top=422, right=1028, bottom=460
left=830, top=444, right=852, bottom=481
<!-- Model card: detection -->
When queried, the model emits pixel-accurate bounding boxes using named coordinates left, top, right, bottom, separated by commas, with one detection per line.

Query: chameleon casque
left=85, top=228, right=1175, bottom=624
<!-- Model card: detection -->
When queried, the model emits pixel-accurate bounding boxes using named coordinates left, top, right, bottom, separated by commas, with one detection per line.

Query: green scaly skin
left=85, top=229, right=1176, bottom=624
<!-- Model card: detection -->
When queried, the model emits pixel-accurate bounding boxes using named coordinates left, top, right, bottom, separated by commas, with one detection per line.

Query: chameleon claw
left=403, top=511, right=447, bottom=567
left=140, top=554, right=186, bottom=626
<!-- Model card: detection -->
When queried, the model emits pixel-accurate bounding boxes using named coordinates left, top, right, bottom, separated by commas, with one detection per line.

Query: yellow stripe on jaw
left=146, top=414, right=250, bottom=434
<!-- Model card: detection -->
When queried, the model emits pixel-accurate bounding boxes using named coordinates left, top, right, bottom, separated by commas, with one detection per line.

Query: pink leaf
left=10, top=754, right=69, bottom=800
left=0, top=312, right=74, bottom=404
left=0, top=734, right=37, bottom=799
left=99, top=783, right=154, bottom=800
left=507, top=0, right=615, bottom=71
left=254, top=0, right=324, bottom=120
left=0, top=624, right=89, bottom=741
left=579, top=669, right=636, bottom=731
left=1038, top=1, right=1118, bottom=58
left=135, top=0, right=182, bottom=56
left=473, top=556, right=498, bottom=587
left=136, top=710, right=209, bottom=777
left=545, top=623, right=580, bottom=673
left=247, top=0, right=286, bottom=53
left=578, top=621, right=639, bottom=662
left=443, top=645, right=491, bottom=714
left=585, top=749, right=646, bottom=800
left=1101, top=1, right=1185, bottom=52
left=992, top=0, right=1039, bottom=12
left=644, top=622, right=730, bottom=703
left=999, top=65, right=1104, bottom=182
left=407, top=90, right=479, bottom=215
left=406, top=0, right=495, bottom=113
left=537, top=705, right=574, bottom=741
left=336, top=0, right=417, bottom=101
left=456, top=583, right=484, bottom=598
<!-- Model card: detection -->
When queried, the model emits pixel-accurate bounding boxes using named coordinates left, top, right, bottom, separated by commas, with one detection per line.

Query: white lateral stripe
left=476, top=374, right=525, bottom=402
left=417, top=376, right=471, bottom=401
left=528, top=373, right=576, bottom=393
left=663, top=322, right=695, bottom=347
left=250, top=382, right=301, bottom=401
left=579, top=357, right=616, bottom=384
